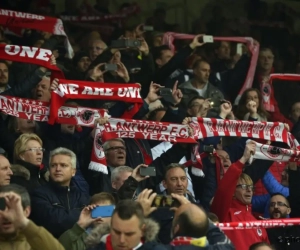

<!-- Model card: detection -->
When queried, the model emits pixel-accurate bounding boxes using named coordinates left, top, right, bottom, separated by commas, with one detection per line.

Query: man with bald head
left=137, top=190, right=234, bottom=249
left=171, top=201, right=209, bottom=240
left=88, top=39, right=107, bottom=61
left=0, top=155, right=13, bottom=186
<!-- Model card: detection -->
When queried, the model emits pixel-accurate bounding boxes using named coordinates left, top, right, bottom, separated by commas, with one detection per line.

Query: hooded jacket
left=85, top=219, right=160, bottom=250
left=211, top=160, right=269, bottom=249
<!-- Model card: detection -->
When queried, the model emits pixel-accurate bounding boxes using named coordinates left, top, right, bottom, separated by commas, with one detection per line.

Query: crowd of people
left=0, top=0, right=300, bottom=250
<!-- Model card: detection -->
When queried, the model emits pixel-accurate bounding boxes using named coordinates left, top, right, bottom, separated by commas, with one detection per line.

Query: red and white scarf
left=0, top=9, right=73, bottom=58
left=249, top=133, right=300, bottom=163
left=88, top=118, right=198, bottom=174
left=163, top=33, right=259, bottom=105
left=0, top=95, right=108, bottom=126
left=90, top=117, right=297, bottom=175
left=49, top=80, right=143, bottom=124
left=170, top=236, right=208, bottom=247
left=105, top=234, right=143, bottom=250
left=0, top=44, right=64, bottom=79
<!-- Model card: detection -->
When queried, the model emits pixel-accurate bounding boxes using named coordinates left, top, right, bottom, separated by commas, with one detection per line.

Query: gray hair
left=103, top=138, right=125, bottom=152
left=111, top=166, right=133, bottom=183
left=49, top=147, right=77, bottom=169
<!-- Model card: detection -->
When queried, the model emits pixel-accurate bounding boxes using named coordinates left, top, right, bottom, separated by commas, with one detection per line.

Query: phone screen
left=91, top=205, right=115, bottom=218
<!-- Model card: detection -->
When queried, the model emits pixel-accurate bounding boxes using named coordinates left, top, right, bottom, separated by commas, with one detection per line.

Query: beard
left=271, top=209, right=287, bottom=219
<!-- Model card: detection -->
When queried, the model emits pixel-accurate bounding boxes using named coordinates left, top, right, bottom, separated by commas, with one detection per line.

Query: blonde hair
left=14, top=133, right=43, bottom=163
left=238, top=173, right=253, bottom=186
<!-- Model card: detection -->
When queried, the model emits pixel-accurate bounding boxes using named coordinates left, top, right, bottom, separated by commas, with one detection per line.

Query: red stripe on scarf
left=49, top=80, right=143, bottom=124
left=0, top=96, right=108, bottom=126
left=0, top=9, right=73, bottom=57
left=0, top=44, right=64, bottom=79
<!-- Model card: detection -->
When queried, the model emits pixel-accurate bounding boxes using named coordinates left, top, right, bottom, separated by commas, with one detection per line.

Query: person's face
left=193, top=62, right=210, bottom=83
left=49, top=154, right=75, bottom=186
left=105, top=141, right=126, bottom=167
left=269, top=195, right=291, bottom=219
left=89, top=40, right=106, bottom=61
left=92, top=200, right=114, bottom=226
left=61, top=124, right=75, bottom=134
left=290, top=102, right=300, bottom=122
left=0, top=156, right=12, bottom=186
left=187, top=99, right=205, bottom=117
left=34, top=77, right=51, bottom=102
left=163, top=167, right=188, bottom=196
left=281, top=167, right=289, bottom=187
left=246, top=90, right=259, bottom=108
left=153, top=36, right=163, bottom=47
left=216, top=42, right=231, bottom=60
left=258, top=50, right=274, bottom=72
left=234, top=178, right=253, bottom=205
left=0, top=62, right=9, bottom=86
left=112, top=171, right=132, bottom=190
left=77, top=56, right=91, bottom=72
left=0, top=192, right=30, bottom=237
left=111, top=213, right=144, bottom=250
left=156, top=49, right=174, bottom=68
left=16, top=118, right=36, bottom=133
left=216, top=150, right=231, bottom=176
left=110, top=51, right=121, bottom=64
left=19, top=140, right=43, bottom=166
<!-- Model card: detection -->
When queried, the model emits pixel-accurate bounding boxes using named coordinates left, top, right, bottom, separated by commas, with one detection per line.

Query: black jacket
left=267, top=168, right=300, bottom=250
left=10, top=160, right=47, bottom=193
left=30, top=179, right=89, bottom=238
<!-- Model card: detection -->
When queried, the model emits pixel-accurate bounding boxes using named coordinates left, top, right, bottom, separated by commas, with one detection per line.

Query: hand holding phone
left=151, top=195, right=181, bottom=208
left=140, top=166, right=156, bottom=177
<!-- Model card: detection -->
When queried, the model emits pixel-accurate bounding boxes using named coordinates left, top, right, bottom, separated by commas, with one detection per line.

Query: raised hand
left=115, top=62, right=130, bottom=82
left=144, top=81, right=163, bottom=104
left=77, top=205, right=104, bottom=229
left=190, top=34, right=205, bottom=49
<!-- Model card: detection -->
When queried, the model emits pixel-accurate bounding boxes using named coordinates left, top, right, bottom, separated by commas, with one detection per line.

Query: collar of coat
left=84, top=218, right=159, bottom=249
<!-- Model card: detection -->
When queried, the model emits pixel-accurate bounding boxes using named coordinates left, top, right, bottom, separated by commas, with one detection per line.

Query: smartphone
left=0, top=197, right=5, bottom=210
left=111, top=39, right=141, bottom=48
left=142, top=25, right=154, bottom=31
left=140, top=166, right=156, bottom=177
left=203, top=145, right=214, bottom=154
left=152, top=195, right=181, bottom=208
left=105, top=64, right=118, bottom=71
left=236, top=43, right=243, bottom=55
left=202, top=35, right=214, bottom=43
left=159, top=88, right=172, bottom=96
left=91, top=205, right=115, bottom=219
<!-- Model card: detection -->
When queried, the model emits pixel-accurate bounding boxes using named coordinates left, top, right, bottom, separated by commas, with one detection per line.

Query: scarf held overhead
left=88, top=117, right=294, bottom=175
left=163, top=32, right=259, bottom=105
left=49, top=80, right=143, bottom=125
left=88, top=119, right=198, bottom=174
left=0, top=9, right=73, bottom=58
left=0, top=44, right=64, bottom=79
left=0, top=95, right=108, bottom=127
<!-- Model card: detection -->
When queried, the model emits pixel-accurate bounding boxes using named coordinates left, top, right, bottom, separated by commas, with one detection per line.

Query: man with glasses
left=30, top=147, right=89, bottom=238
left=211, top=141, right=269, bottom=249
left=266, top=162, right=300, bottom=250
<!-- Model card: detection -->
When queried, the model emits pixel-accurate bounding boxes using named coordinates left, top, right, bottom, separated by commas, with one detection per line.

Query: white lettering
left=68, top=84, right=78, bottom=94
left=5, top=45, right=20, bottom=55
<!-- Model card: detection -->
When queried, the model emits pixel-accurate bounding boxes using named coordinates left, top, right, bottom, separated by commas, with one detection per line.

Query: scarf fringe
left=88, top=161, right=108, bottom=174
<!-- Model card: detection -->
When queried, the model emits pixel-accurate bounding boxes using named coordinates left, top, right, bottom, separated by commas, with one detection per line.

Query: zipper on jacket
left=67, top=186, right=70, bottom=210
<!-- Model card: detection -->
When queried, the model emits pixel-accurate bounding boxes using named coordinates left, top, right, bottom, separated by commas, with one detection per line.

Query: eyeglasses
left=21, top=147, right=45, bottom=153
left=236, top=184, right=255, bottom=191
left=270, top=201, right=289, bottom=208
left=105, top=146, right=126, bottom=152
